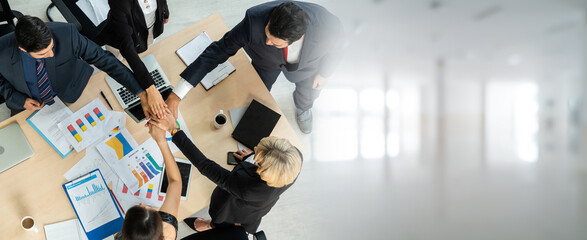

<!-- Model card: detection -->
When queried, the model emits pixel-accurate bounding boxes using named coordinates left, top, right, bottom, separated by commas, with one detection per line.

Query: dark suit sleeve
left=105, top=0, right=155, bottom=91
left=179, top=12, right=251, bottom=86
left=161, top=0, right=169, bottom=19
left=69, top=24, right=142, bottom=94
left=0, top=73, right=27, bottom=110
left=317, top=17, right=345, bottom=78
left=172, top=131, right=249, bottom=199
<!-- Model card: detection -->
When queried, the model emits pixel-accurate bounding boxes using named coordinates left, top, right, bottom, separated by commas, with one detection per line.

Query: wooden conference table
left=0, top=13, right=302, bottom=239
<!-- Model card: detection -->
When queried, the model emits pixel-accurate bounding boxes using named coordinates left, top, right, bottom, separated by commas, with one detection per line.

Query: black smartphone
left=227, top=152, right=238, bottom=165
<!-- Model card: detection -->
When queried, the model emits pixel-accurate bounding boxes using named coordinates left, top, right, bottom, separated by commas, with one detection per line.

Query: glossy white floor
left=3, top=0, right=587, bottom=239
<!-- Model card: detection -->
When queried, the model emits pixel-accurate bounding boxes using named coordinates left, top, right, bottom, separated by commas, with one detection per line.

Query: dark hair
left=15, top=15, right=53, bottom=52
left=267, top=2, right=309, bottom=43
left=120, top=206, right=163, bottom=240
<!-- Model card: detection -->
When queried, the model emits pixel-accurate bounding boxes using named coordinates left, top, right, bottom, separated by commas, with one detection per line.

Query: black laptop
left=232, top=100, right=281, bottom=149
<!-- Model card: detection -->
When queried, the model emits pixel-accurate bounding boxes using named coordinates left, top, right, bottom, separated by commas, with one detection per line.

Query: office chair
left=0, top=0, right=22, bottom=37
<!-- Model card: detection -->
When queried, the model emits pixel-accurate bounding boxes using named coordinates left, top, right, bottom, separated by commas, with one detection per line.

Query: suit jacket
left=0, top=22, right=141, bottom=110
left=180, top=0, right=344, bottom=85
left=92, top=0, right=170, bottom=90
left=172, top=131, right=302, bottom=233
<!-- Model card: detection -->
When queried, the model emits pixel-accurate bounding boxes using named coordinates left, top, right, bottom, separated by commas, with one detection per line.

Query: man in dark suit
left=167, top=1, right=344, bottom=134
left=0, top=16, right=146, bottom=115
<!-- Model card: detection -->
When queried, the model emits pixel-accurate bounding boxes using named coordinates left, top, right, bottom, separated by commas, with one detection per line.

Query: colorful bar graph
left=140, top=171, right=149, bottom=183
left=93, top=107, right=105, bottom=121
left=67, top=124, right=82, bottom=142
left=76, top=119, right=87, bottom=132
left=146, top=184, right=153, bottom=199
left=146, top=153, right=163, bottom=171
left=146, top=162, right=160, bottom=175
left=139, top=162, right=154, bottom=179
left=85, top=113, right=96, bottom=126
left=132, top=170, right=143, bottom=187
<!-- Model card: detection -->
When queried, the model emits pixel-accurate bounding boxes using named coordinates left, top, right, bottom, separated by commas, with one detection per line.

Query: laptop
left=0, top=123, right=34, bottom=173
left=232, top=100, right=281, bottom=149
left=105, top=54, right=173, bottom=122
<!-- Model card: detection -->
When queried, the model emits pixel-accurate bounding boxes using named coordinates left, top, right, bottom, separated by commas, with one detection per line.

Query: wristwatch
left=170, top=128, right=180, bottom=136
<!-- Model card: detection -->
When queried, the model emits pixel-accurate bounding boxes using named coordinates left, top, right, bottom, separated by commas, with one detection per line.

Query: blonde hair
left=255, top=136, right=302, bottom=188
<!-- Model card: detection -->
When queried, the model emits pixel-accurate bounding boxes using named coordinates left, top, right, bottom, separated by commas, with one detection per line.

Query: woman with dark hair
left=149, top=111, right=303, bottom=236
left=92, top=0, right=170, bottom=119
left=117, top=114, right=182, bottom=240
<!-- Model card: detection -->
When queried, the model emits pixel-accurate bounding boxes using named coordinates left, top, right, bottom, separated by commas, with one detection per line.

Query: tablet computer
left=159, top=158, right=192, bottom=200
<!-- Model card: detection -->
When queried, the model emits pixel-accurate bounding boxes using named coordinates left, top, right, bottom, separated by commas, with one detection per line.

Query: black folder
left=232, top=100, right=281, bottom=149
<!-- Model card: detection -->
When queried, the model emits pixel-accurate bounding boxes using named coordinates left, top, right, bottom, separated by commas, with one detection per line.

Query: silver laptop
left=105, top=54, right=173, bottom=122
left=0, top=123, right=34, bottom=173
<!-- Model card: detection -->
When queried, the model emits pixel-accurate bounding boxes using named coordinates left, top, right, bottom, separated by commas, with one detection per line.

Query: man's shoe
left=296, top=109, right=313, bottom=134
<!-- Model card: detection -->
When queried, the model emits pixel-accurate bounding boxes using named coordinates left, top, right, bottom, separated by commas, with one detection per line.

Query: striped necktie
left=36, top=58, right=55, bottom=105
left=282, top=46, right=288, bottom=62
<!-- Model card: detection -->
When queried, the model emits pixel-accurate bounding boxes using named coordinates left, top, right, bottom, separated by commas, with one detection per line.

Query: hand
left=165, top=92, right=180, bottom=119
left=138, top=91, right=152, bottom=120
left=163, top=18, right=169, bottom=24
left=148, top=123, right=167, bottom=143
left=233, top=149, right=252, bottom=161
left=146, top=85, right=167, bottom=119
left=23, top=98, right=43, bottom=111
left=148, top=109, right=177, bottom=132
left=312, top=74, right=328, bottom=90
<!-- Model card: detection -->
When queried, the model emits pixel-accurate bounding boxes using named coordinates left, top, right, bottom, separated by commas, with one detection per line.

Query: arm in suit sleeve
left=106, top=0, right=155, bottom=91
left=0, top=73, right=27, bottom=110
left=317, top=17, right=345, bottom=78
left=179, top=12, right=251, bottom=86
left=161, top=0, right=169, bottom=19
left=172, top=131, right=249, bottom=199
left=69, top=24, right=142, bottom=95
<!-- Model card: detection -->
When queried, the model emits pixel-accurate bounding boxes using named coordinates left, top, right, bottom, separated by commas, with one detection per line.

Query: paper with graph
left=114, top=171, right=165, bottom=211
left=98, top=137, right=164, bottom=193
left=58, top=98, right=112, bottom=152
left=63, top=170, right=121, bottom=232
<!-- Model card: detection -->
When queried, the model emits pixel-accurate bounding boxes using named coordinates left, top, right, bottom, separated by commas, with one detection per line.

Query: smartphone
left=227, top=152, right=238, bottom=165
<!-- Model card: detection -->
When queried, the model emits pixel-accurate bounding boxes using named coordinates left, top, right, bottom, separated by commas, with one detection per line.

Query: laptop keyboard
left=117, top=69, right=166, bottom=105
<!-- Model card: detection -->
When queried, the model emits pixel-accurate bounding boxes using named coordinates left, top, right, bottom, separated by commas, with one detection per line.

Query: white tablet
left=159, top=158, right=193, bottom=200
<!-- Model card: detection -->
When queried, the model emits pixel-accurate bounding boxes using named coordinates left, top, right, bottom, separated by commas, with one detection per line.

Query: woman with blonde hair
left=150, top=111, right=302, bottom=236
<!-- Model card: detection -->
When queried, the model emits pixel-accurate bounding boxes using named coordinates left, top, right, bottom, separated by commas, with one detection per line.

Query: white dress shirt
left=138, top=0, right=157, bottom=28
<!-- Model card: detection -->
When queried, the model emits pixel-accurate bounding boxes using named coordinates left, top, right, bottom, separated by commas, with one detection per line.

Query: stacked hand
left=147, top=108, right=178, bottom=137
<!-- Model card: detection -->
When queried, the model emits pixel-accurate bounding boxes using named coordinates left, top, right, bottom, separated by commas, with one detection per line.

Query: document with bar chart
left=114, top=171, right=165, bottom=211
left=101, top=138, right=164, bottom=193
left=58, top=98, right=112, bottom=152
left=63, top=169, right=123, bottom=240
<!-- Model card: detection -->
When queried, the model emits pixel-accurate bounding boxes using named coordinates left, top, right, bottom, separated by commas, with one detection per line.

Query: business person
left=150, top=111, right=303, bottom=234
left=117, top=121, right=182, bottom=240
left=0, top=16, right=147, bottom=116
left=166, top=1, right=344, bottom=134
left=92, top=0, right=170, bottom=119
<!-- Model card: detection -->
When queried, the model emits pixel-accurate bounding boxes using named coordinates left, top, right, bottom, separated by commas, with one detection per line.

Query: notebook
left=176, top=32, right=236, bottom=90
left=232, top=100, right=281, bottom=149
left=0, top=122, right=34, bottom=173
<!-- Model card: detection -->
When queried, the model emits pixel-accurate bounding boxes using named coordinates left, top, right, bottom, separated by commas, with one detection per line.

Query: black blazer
left=180, top=0, right=344, bottom=86
left=0, top=22, right=141, bottom=110
left=172, top=131, right=302, bottom=233
left=92, top=0, right=169, bottom=90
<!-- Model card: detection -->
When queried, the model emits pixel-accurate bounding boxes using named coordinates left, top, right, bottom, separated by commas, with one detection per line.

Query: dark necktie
left=36, top=59, right=55, bottom=105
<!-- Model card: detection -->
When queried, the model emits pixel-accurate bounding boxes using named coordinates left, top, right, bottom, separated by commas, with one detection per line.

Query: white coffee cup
left=21, top=216, right=38, bottom=232
left=214, top=110, right=227, bottom=129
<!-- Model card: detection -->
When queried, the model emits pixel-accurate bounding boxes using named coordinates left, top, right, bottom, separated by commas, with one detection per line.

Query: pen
left=100, top=91, right=114, bottom=110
